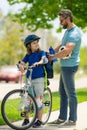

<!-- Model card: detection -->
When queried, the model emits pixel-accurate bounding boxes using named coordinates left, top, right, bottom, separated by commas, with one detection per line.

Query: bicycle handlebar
left=17, top=61, right=36, bottom=71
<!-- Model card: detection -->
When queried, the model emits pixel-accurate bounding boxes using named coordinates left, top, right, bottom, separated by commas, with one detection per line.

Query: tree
left=0, top=15, right=26, bottom=66
left=7, top=0, right=87, bottom=31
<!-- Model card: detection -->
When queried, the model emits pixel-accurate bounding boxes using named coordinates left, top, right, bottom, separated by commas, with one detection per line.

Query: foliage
left=79, top=47, right=87, bottom=72
left=53, top=61, right=60, bottom=74
left=7, top=0, right=87, bottom=31
left=0, top=16, right=26, bottom=66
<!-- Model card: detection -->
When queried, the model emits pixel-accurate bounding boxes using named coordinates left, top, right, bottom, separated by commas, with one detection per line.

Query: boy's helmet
left=24, top=34, right=40, bottom=47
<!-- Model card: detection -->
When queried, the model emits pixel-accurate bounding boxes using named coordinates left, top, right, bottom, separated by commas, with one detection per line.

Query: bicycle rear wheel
left=42, top=87, right=52, bottom=125
left=1, top=89, right=37, bottom=130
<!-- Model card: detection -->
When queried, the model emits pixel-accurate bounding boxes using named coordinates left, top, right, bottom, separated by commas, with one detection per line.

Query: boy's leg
left=33, top=97, right=43, bottom=128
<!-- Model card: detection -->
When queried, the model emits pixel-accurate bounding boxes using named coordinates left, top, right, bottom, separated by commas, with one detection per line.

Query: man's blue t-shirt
left=60, top=26, right=82, bottom=67
left=22, top=50, right=46, bottom=79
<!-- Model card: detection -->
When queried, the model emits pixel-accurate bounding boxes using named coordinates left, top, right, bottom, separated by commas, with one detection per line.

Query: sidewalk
left=49, top=76, right=87, bottom=92
left=0, top=101, right=87, bottom=130
left=0, top=76, right=87, bottom=100
left=47, top=101, right=87, bottom=130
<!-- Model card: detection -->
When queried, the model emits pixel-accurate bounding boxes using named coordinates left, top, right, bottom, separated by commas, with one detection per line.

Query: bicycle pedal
left=21, top=112, right=26, bottom=117
left=44, top=101, right=50, bottom=106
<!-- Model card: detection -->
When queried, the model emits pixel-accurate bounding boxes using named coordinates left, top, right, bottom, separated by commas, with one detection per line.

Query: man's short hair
left=59, top=9, right=73, bottom=22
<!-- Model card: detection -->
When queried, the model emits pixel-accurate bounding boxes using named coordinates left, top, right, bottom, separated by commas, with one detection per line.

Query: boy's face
left=30, top=40, right=39, bottom=52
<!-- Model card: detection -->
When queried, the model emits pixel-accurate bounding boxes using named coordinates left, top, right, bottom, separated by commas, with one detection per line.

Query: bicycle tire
left=42, top=87, right=52, bottom=125
left=1, top=89, right=37, bottom=130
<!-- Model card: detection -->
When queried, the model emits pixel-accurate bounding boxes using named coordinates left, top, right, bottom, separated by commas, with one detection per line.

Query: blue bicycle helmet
left=24, top=34, right=40, bottom=47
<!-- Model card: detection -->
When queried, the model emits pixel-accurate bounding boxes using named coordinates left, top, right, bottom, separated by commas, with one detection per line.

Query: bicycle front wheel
left=1, top=89, right=37, bottom=130
left=42, top=87, right=52, bottom=125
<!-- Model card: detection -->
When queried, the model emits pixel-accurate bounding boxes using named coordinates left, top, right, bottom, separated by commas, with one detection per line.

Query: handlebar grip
left=18, top=61, right=21, bottom=64
left=16, top=61, right=21, bottom=69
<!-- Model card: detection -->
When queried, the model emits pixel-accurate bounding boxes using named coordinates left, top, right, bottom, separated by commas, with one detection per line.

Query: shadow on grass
left=77, top=91, right=87, bottom=96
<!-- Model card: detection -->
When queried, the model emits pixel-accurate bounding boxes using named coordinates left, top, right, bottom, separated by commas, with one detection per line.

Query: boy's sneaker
left=48, top=118, right=66, bottom=125
left=64, top=120, right=76, bottom=126
left=33, top=120, right=42, bottom=128
left=22, top=119, right=29, bottom=126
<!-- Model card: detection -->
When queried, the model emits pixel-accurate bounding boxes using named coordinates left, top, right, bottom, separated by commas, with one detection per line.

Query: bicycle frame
left=17, top=63, right=52, bottom=125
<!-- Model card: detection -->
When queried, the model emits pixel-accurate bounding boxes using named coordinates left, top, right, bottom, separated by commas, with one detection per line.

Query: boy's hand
left=18, top=64, right=25, bottom=73
left=33, top=62, right=39, bottom=67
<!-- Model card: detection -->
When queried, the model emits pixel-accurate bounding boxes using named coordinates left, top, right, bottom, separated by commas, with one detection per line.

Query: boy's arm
left=33, top=51, right=48, bottom=67
left=33, top=56, right=48, bottom=67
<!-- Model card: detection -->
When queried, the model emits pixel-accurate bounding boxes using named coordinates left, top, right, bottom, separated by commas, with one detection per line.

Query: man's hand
left=48, top=54, right=55, bottom=61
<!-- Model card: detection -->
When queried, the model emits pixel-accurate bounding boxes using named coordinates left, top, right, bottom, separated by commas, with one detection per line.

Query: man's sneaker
left=22, top=119, right=29, bottom=126
left=48, top=118, right=66, bottom=125
left=64, top=120, right=76, bottom=126
left=33, top=120, right=42, bottom=128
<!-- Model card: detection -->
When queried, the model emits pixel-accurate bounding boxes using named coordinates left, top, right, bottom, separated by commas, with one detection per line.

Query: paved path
left=49, top=76, right=87, bottom=92
left=0, top=76, right=87, bottom=100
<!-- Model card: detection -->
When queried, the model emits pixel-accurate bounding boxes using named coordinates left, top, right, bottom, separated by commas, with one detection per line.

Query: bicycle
left=1, top=63, right=52, bottom=130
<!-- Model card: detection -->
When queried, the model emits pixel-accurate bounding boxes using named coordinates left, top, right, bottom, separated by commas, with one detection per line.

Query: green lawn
left=0, top=87, right=87, bottom=125
left=52, top=87, right=87, bottom=111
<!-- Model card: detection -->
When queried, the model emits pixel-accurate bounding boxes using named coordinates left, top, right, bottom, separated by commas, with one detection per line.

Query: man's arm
left=49, top=42, right=75, bottom=60
left=54, top=44, right=62, bottom=53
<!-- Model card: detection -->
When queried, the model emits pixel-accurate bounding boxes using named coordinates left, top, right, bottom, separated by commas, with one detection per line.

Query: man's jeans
left=58, top=66, right=78, bottom=122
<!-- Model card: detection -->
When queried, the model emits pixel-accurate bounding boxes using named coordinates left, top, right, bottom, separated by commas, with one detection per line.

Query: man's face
left=59, top=16, right=68, bottom=29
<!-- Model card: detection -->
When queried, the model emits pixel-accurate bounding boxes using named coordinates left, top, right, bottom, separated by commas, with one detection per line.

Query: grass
left=0, top=87, right=87, bottom=125
left=52, top=87, right=87, bottom=111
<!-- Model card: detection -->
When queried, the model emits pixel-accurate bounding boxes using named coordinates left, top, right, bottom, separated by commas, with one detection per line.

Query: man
left=49, top=9, right=82, bottom=126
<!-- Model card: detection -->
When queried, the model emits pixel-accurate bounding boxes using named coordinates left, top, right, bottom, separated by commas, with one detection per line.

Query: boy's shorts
left=32, top=78, right=44, bottom=97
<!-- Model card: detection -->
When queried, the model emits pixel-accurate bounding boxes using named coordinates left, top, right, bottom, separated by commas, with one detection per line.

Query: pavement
left=0, top=76, right=87, bottom=100
left=0, top=76, right=87, bottom=130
